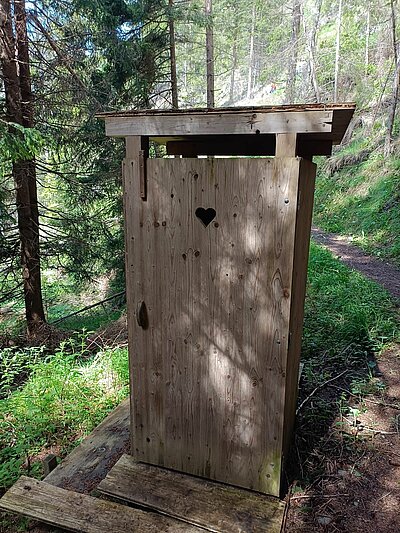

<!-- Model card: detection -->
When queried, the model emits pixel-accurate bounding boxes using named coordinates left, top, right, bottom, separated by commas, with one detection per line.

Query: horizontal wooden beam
left=165, top=135, right=333, bottom=157
left=104, top=109, right=334, bottom=137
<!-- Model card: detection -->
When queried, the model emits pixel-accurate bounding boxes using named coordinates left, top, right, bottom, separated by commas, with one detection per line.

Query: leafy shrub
left=0, top=343, right=128, bottom=488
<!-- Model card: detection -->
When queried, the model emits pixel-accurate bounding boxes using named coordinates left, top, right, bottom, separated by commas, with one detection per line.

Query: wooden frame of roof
left=98, top=103, right=355, bottom=158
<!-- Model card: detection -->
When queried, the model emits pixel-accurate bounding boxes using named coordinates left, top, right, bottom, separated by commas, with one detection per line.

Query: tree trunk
left=386, top=0, right=399, bottom=152
left=286, top=0, right=301, bottom=103
left=168, top=0, right=178, bottom=108
left=334, top=0, right=343, bottom=101
left=229, top=20, right=239, bottom=103
left=365, top=5, right=370, bottom=76
left=246, top=2, right=256, bottom=100
left=304, top=0, right=321, bottom=102
left=205, top=0, right=214, bottom=107
left=0, top=0, right=46, bottom=334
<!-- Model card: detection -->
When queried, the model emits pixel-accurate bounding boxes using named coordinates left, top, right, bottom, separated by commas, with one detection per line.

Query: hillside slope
left=313, top=139, right=400, bottom=268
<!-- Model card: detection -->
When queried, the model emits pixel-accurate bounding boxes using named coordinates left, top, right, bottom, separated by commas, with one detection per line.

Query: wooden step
left=0, top=476, right=203, bottom=533
left=44, top=397, right=130, bottom=493
left=97, top=454, right=285, bottom=533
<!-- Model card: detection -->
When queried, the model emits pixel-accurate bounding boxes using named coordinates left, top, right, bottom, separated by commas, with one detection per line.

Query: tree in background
left=0, top=0, right=173, bottom=329
left=0, top=0, right=46, bottom=334
left=2, top=0, right=400, bottom=330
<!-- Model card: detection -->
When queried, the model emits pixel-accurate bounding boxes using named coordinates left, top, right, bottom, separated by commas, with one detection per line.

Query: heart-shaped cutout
left=195, top=207, right=216, bottom=227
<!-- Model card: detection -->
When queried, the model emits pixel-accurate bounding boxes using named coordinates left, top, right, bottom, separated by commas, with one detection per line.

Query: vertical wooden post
left=43, top=454, right=58, bottom=477
left=126, top=136, right=149, bottom=200
left=275, top=133, right=297, bottom=157
left=123, top=136, right=148, bottom=457
left=283, top=159, right=316, bottom=460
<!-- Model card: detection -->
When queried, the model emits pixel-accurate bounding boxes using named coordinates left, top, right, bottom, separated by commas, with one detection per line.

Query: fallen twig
left=296, top=370, right=348, bottom=415
left=290, top=493, right=349, bottom=500
left=328, top=384, right=400, bottom=410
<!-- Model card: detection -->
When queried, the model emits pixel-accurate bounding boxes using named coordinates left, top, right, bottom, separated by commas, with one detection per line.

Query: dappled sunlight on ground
left=285, top=345, right=400, bottom=533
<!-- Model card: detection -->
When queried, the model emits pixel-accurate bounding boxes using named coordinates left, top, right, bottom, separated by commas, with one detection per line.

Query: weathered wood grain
left=98, top=454, right=285, bottom=533
left=44, top=398, right=130, bottom=493
left=283, top=159, right=317, bottom=458
left=99, top=102, right=355, bottom=117
left=275, top=133, right=297, bottom=157
left=127, top=157, right=304, bottom=495
left=0, top=476, right=202, bottom=533
left=105, top=110, right=334, bottom=137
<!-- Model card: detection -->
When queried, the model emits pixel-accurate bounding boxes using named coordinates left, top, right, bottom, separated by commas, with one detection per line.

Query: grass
left=0, top=341, right=129, bottom=489
left=301, top=242, right=398, bottom=409
left=55, top=307, right=123, bottom=332
left=313, top=147, right=400, bottom=266
left=291, top=241, right=399, bottom=484
left=303, top=242, right=397, bottom=359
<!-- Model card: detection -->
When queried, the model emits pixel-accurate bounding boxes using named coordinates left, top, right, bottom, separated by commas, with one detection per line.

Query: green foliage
left=55, top=308, right=122, bottom=332
left=292, top=242, right=399, bottom=483
left=314, top=148, right=400, bottom=266
left=304, top=242, right=397, bottom=362
left=0, top=121, right=44, bottom=168
left=0, top=346, right=46, bottom=398
left=0, top=343, right=129, bottom=488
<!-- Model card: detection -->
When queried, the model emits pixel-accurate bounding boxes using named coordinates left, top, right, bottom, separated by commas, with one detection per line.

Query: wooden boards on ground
left=44, top=398, right=130, bottom=493
left=0, top=476, right=203, bottom=533
left=98, top=454, right=285, bottom=533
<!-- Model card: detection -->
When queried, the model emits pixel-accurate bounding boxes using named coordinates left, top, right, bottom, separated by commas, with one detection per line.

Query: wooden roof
left=98, top=103, right=355, bottom=157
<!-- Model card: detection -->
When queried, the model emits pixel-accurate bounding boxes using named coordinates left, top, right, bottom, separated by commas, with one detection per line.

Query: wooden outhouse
left=100, top=104, right=355, bottom=497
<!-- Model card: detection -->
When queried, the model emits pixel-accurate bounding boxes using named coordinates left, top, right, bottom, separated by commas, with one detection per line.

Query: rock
left=317, top=515, right=332, bottom=525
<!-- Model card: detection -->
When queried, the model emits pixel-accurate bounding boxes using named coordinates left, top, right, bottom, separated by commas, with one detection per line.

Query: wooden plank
left=126, top=136, right=142, bottom=158
left=331, top=107, right=357, bottom=142
left=98, top=102, right=355, bottom=117
left=126, top=136, right=148, bottom=200
left=282, top=159, right=317, bottom=459
left=275, top=133, right=297, bottom=157
left=98, top=455, right=285, bottom=533
left=122, top=147, right=141, bottom=475
left=104, top=109, right=333, bottom=137
left=0, top=476, right=203, bottom=533
left=44, top=398, right=130, bottom=493
left=128, top=157, right=303, bottom=495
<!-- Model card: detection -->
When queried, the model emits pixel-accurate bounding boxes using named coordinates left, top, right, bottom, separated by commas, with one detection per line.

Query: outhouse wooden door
left=124, top=154, right=316, bottom=496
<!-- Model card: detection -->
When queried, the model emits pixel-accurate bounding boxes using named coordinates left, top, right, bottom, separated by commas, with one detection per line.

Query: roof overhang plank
left=104, top=109, right=334, bottom=138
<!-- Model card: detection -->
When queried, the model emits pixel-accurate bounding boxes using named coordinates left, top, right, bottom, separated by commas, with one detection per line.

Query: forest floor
left=285, top=229, right=400, bottom=532
left=285, top=343, right=400, bottom=533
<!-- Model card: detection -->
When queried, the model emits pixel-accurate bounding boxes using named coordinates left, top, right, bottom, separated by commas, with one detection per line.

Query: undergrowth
left=290, top=242, right=399, bottom=485
left=314, top=145, right=400, bottom=266
left=0, top=272, right=124, bottom=337
left=0, top=342, right=129, bottom=489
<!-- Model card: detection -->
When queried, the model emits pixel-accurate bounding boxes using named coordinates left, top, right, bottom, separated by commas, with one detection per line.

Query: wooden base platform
left=0, top=399, right=286, bottom=532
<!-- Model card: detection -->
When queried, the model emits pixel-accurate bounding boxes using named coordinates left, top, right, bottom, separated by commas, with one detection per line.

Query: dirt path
left=311, top=227, right=400, bottom=303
